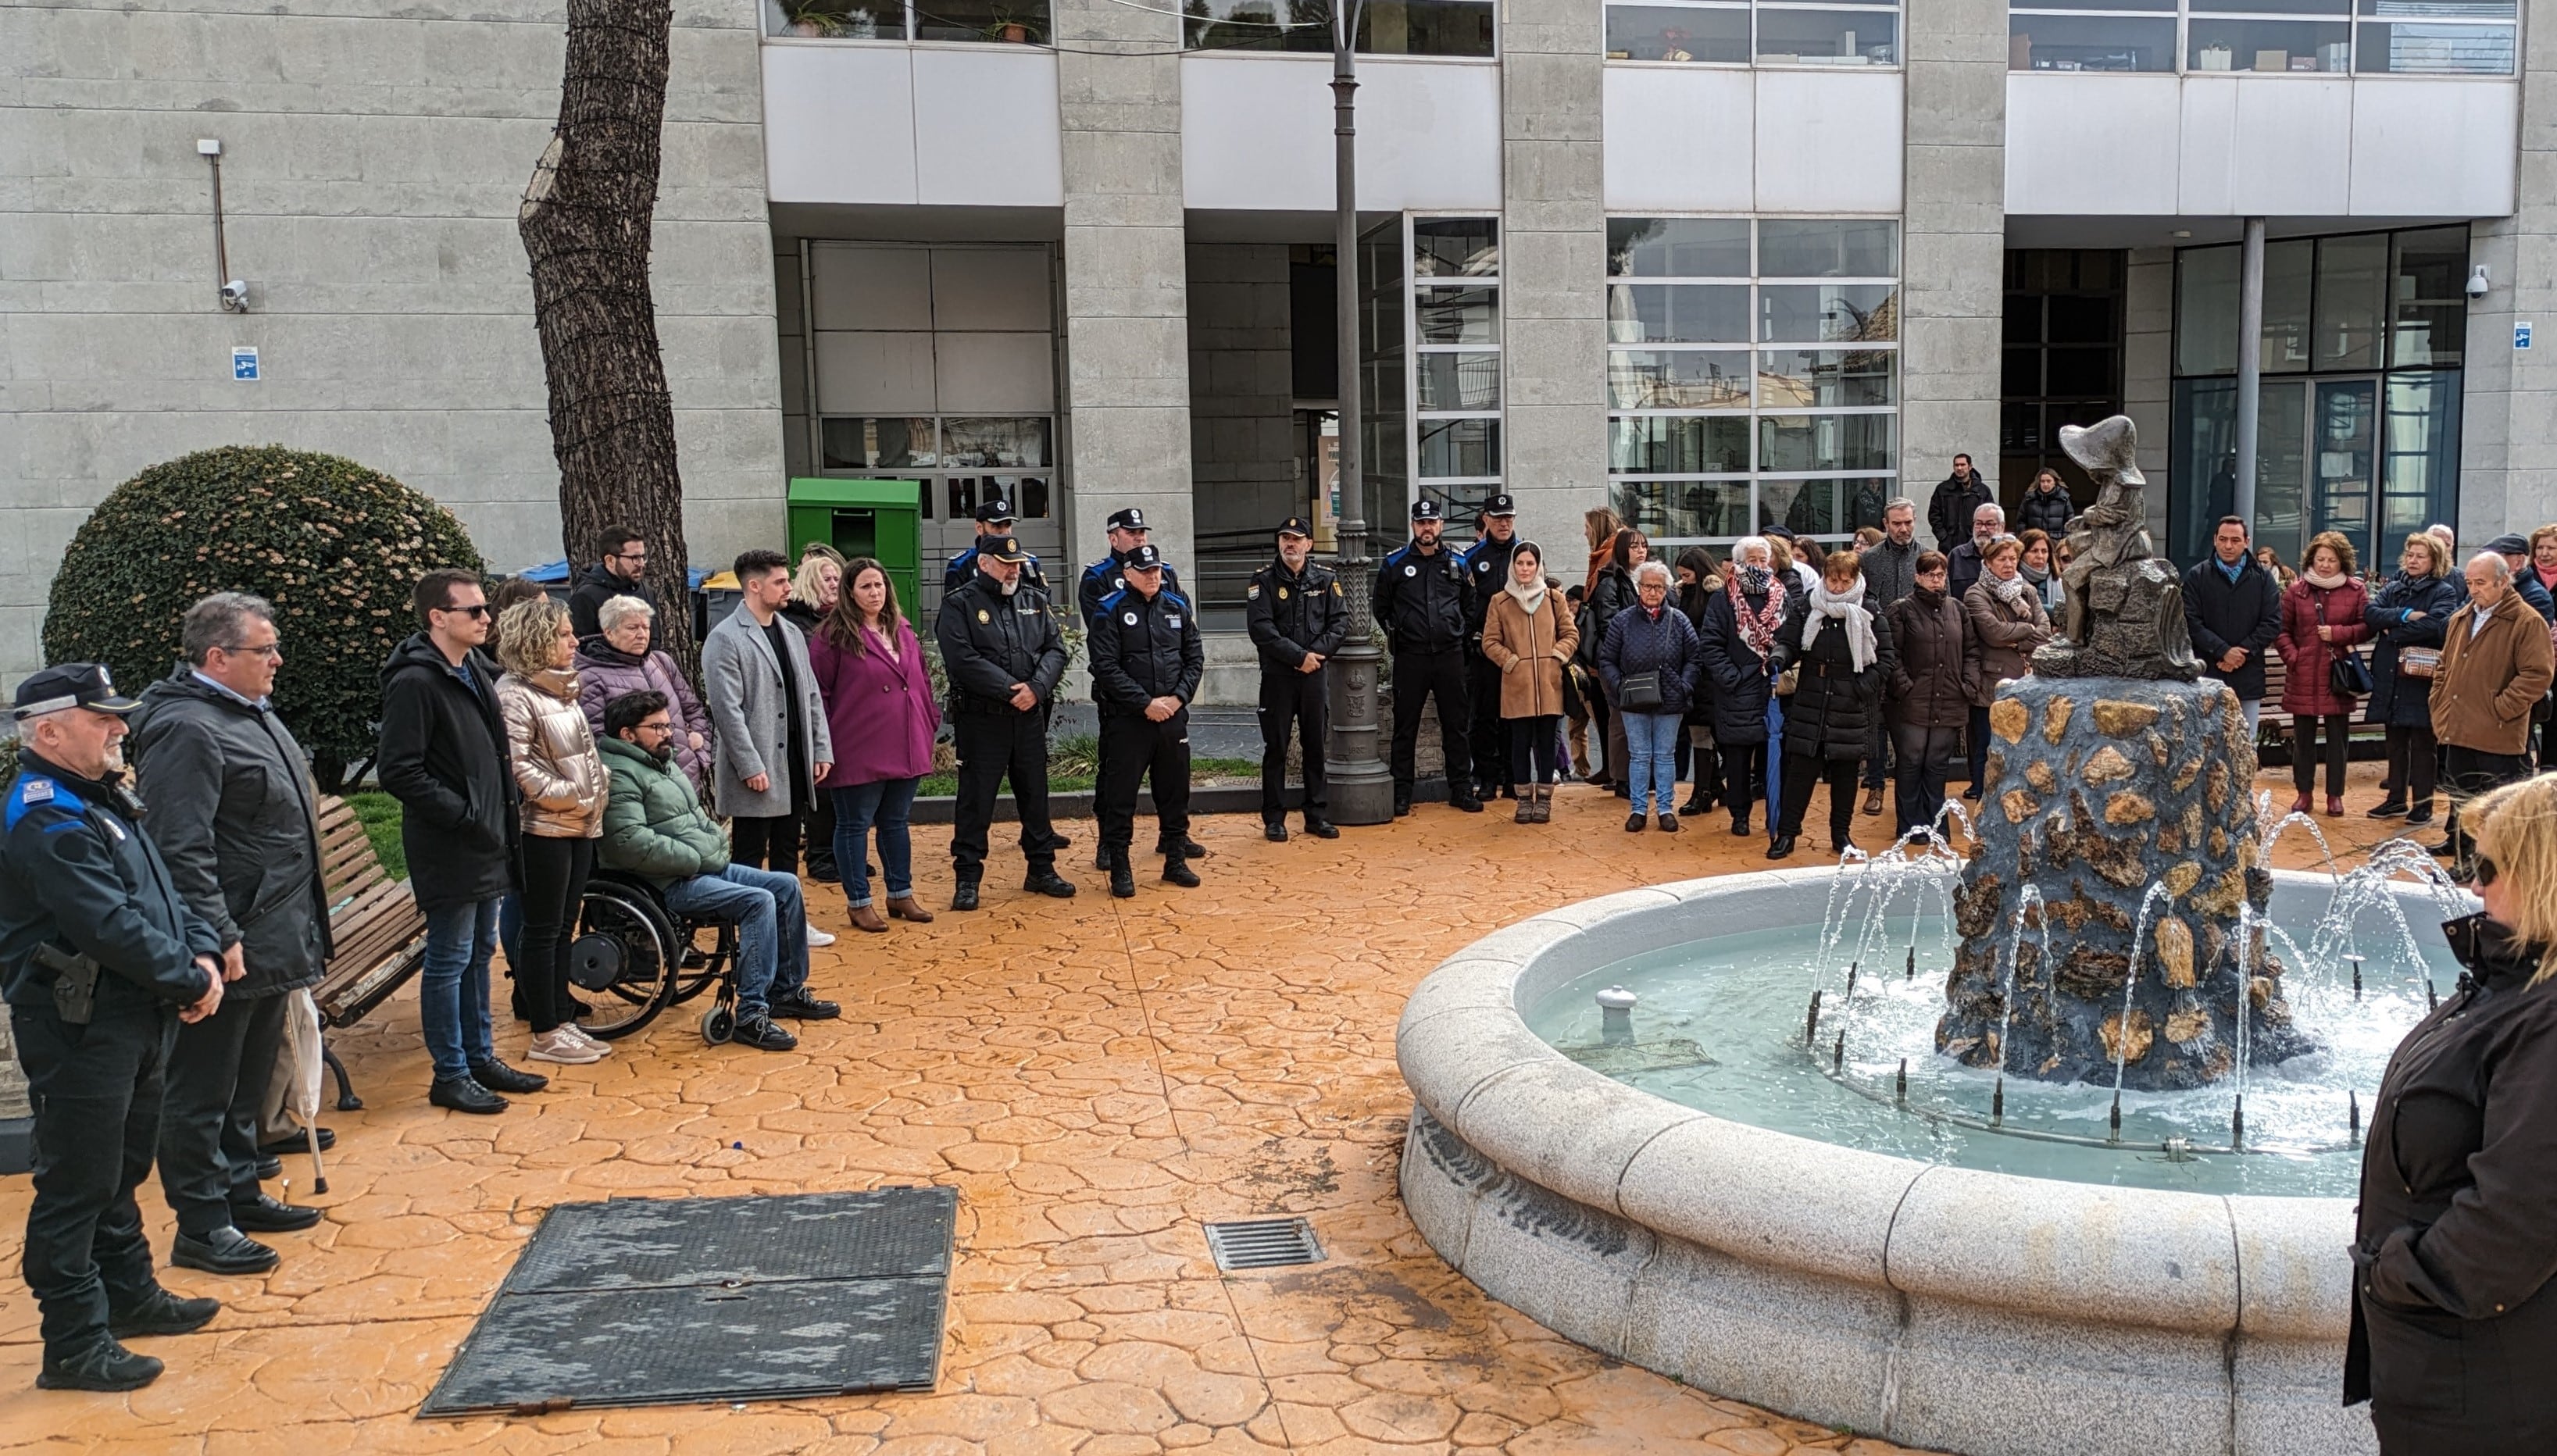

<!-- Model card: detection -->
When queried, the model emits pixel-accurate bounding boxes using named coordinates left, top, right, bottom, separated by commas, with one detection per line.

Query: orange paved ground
left=0, top=762, right=2413, bottom=1454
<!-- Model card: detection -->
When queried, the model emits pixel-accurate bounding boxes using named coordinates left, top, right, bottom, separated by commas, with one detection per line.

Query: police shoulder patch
left=1247, top=583, right=1261, bottom=600
left=21, top=779, right=52, bottom=804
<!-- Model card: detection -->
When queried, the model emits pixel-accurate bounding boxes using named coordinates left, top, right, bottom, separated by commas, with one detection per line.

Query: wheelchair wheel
left=672, top=922, right=739, bottom=1006
left=570, top=880, right=681, bottom=1040
left=700, top=1005, right=734, bottom=1046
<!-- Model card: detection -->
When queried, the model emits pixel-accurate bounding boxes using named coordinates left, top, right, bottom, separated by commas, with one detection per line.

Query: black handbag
left=2330, top=650, right=2373, bottom=698
left=1617, top=670, right=1665, bottom=711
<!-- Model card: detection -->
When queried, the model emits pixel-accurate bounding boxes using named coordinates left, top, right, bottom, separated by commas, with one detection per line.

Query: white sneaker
left=562, top=1023, right=612, bottom=1055
left=805, top=926, right=837, bottom=947
left=527, top=1028, right=601, bottom=1065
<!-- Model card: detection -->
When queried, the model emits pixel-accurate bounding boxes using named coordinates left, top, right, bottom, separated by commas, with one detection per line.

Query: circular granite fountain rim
left=1395, top=864, right=2424, bottom=1344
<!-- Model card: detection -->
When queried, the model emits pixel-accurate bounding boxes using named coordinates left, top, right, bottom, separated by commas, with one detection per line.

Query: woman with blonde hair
left=2274, top=530, right=2372, bottom=816
left=2348, top=771, right=2557, bottom=1451
left=492, top=597, right=609, bottom=1065
left=2365, top=530, right=2462, bottom=823
left=1582, top=506, right=1624, bottom=593
left=779, top=551, right=845, bottom=881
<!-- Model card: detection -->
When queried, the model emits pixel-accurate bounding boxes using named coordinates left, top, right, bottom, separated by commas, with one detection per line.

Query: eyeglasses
left=441, top=603, right=492, bottom=619
left=612, top=550, right=649, bottom=562
left=219, top=641, right=284, bottom=658
left=2474, top=855, right=2499, bottom=888
left=635, top=719, right=674, bottom=737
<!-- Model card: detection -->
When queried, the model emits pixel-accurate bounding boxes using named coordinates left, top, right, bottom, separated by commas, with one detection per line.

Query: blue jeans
left=420, top=898, right=502, bottom=1081
left=831, top=777, right=920, bottom=908
left=663, top=864, right=809, bottom=1015
left=1622, top=712, right=1684, bottom=815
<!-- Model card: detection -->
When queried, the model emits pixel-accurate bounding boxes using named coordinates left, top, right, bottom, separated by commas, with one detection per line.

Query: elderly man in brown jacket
left=2431, top=551, right=2556, bottom=879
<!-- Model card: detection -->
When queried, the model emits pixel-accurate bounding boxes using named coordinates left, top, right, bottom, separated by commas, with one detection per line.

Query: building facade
left=5, top=0, right=2551, bottom=699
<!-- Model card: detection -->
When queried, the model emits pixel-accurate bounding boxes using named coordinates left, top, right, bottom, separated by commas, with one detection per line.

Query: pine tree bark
left=520, top=0, right=698, bottom=677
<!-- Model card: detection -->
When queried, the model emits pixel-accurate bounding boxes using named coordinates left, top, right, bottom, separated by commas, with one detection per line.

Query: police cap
left=1410, top=499, right=1443, bottom=523
left=1105, top=507, right=1148, bottom=533
left=1120, top=543, right=1166, bottom=572
left=982, top=534, right=1031, bottom=564
left=1276, top=516, right=1314, bottom=540
left=13, top=662, right=140, bottom=721
left=1482, top=492, right=1518, bottom=517
left=973, top=498, right=1018, bottom=525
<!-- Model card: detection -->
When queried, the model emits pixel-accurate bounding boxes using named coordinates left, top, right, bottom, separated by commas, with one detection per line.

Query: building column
left=1901, top=0, right=2006, bottom=546
left=1054, top=0, right=1196, bottom=579
left=2460, top=0, right=2557, bottom=544
left=1498, top=0, right=1609, bottom=564
left=2123, top=246, right=2175, bottom=526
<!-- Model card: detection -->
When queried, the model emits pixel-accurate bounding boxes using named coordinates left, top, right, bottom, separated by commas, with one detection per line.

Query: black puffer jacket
left=2016, top=483, right=2076, bottom=537
left=1579, top=563, right=1637, bottom=670
left=376, top=633, right=519, bottom=911
left=1695, top=579, right=1788, bottom=747
left=937, top=571, right=1069, bottom=712
left=1373, top=541, right=1470, bottom=655
left=1088, top=584, right=1205, bottom=716
left=568, top=563, right=657, bottom=647
left=2365, top=569, right=2465, bottom=730
left=1884, top=587, right=1978, bottom=731
left=1771, top=593, right=1895, bottom=760
left=127, top=669, right=330, bottom=997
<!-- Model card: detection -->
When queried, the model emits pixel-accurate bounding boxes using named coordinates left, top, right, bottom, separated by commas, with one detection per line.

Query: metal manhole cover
left=1204, top=1217, right=1324, bottom=1272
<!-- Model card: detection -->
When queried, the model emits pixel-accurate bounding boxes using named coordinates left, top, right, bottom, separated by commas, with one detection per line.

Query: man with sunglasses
left=377, top=569, right=548, bottom=1115
left=568, top=524, right=659, bottom=648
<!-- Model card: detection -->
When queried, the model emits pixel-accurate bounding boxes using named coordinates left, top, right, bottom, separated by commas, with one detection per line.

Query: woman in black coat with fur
left=1696, top=537, right=1788, bottom=840
left=1766, top=544, right=1895, bottom=860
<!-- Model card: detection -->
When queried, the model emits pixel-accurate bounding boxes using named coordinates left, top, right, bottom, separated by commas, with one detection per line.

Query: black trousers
left=1721, top=741, right=1767, bottom=824
left=803, top=790, right=837, bottom=878
left=2384, top=724, right=2439, bottom=809
left=516, top=835, right=594, bottom=1034
left=730, top=815, right=801, bottom=876
left=1098, top=708, right=1192, bottom=858
left=951, top=708, right=1055, bottom=880
left=1509, top=716, right=1560, bottom=785
left=1259, top=665, right=1329, bottom=824
left=1390, top=648, right=1472, bottom=799
left=1780, top=752, right=1862, bottom=844
left=1468, top=651, right=1509, bottom=792
left=157, top=987, right=290, bottom=1238
left=2291, top=714, right=2352, bottom=797
left=2444, top=744, right=2530, bottom=861
left=16, top=998, right=174, bottom=1352
left=1966, top=704, right=1992, bottom=786
left=1892, top=722, right=1964, bottom=837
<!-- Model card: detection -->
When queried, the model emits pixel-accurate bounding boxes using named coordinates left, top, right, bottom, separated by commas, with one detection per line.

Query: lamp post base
left=1323, top=641, right=1397, bottom=826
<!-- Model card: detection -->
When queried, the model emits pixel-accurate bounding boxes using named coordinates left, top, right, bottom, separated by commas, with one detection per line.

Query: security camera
left=220, top=279, right=250, bottom=312
left=2467, top=266, right=2491, bottom=300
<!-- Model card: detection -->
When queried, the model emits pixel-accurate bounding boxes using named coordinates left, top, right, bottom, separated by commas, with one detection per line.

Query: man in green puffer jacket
left=595, top=691, right=835, bottom=1051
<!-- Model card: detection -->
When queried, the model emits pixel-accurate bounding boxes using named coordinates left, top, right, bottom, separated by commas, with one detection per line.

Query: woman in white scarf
left=1479, top=542, right=1580, bottom=823
left=1766, top=545, right=1895, bottom=860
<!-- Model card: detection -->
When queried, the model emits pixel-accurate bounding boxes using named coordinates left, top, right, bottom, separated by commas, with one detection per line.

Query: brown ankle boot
left=848, top=905, right=889, bottom=934
left=886, top=895, right=934, bottom=924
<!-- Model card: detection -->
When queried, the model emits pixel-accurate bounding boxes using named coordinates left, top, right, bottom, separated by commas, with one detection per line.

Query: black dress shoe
left=1624, top=812, right=1646, bottom=833
left=229, top=1192, right=323, bottom=1233
left=1163, top=855, right=1200, bottom=888
left=258, top=1127, right=335, bottom=1157
left=1265, top=821, right=1288, bottom=843
left=770, top=992, right=841, bottom=1020
left=1178, top=837, right=1211, bottom=859
left=1659, top=812, right=1680, bottom=833
left=109, top=1288, right=220, bottom=1340
left=952, top=880, right=980, bottom=911
left=733, top=1013, right=799, bottom=1051
left=430, top=1076, right=507, bottom=1114
left=1305, top=818, right=1339, bottom=839
left=37, top=1339, right=162, bottom=1392
left=1392, top=799, right=1412, bottom=818
left=470, top=1061, right=548, bottom=1095
left=2405, top=807, right=2436, bottom=826
left=1449, top=794, right=1486, bottom=814
left=2366, top=801, right=2409, bottom=819
left=172, top=1226, right=279, bottom=1276
left=1023, top=869, right=1077, bottom=898
left=1732, top=815, right=1752, bottom=837
left=1767, top=834, right=1798, bottom=860
left=254, top=1155, right=282, bottom=1183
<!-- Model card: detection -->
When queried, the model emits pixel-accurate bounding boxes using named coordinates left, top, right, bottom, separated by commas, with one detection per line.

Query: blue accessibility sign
left=2517, top=322, right=2534, bottom=352
left=232, top=346, right=259, bottom=380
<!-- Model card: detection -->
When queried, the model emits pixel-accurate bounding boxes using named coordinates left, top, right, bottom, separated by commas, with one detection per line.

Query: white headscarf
left=1802, top=573, right=1877, bottom=672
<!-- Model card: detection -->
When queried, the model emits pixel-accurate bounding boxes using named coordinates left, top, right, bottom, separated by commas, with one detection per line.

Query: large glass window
left=2002, top=248, right=2125, bottom=512
left=2009, top=0, right=2512, bottom=71
left=1609, top=217, right=1898, bottom=547
left=2169, top=225, right=2467, bottom=569
left=1605, top=0, right=1900, bottom=64
left=765, top=0, right=1052, bottom=43
left=1379, top=218, right=1504, bottom=522
left=1183, top=0, right=1495, bottom=55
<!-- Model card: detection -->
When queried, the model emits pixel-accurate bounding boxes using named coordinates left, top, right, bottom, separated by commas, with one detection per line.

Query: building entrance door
left=2311, top=379, right=2380, bottom=569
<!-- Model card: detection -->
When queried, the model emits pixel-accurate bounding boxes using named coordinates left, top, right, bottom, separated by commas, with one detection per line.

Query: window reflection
left=1605, top=5, right=1750, bottom=61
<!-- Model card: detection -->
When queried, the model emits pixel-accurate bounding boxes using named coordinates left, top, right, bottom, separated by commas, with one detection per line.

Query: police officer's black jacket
left=1089, top=585, right=1205, bottom=716
left=2, top=749, right=220, bottom=1012
left=1245, top=557, right=1348, bottom=672
left=937, top=570, right=1069, bottom=711
left=1373, top=541, right=1471, bottom=655
left=1080, top=555, right=1183, bottom=631
left=1461, top=534, right=1526, bottom=636
left=377, top=633, right=519, bottom=912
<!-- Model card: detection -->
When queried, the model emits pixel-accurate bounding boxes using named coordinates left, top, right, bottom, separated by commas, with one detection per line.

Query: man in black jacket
left=1245, top=517, right=1348, bottom=842
left=2181, top=516, right=2284, bottom=736
left=127, top=594, right=327, bottom=1279
left=1461, top=495, right=1527, bottom=802
left=1373, top=500, right=1480, bottom=816
left=1925, top=455, right=1994, bottom=551
left=2016, top=469, right=2076, bottom=537
left=1077, top=507, right=1183, bottom=631
left=377, top=569, right=546, bottom=1116
left=1945, top=501, right=2004, bottom=605
left=3, top=665, right=227, bottom=1392
left=1088, top=544, right=1206, bottom=897
left=566, top=523, right=657, bottom=647
left=935, top=535, right=1075, bottom=910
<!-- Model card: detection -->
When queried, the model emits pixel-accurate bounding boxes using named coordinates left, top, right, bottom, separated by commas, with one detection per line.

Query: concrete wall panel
left=912, top=46, right=1066, bottom=207
left=2351, top=78, right=2520, bottom=216
left=762, top=43, right=919, bottom=204
left=2228, top=77, right=2353, bottom=216
left=1602, top=68, right=1755, bottom=213
left=1754, top=71, right=1903, bottom=214
left=1179, top=54, right=1502, bottom=212
left=2005, top=75, right=2180, bottom=216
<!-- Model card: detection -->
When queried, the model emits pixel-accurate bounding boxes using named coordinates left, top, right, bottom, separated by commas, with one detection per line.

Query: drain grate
left=1204, top=1217, right=1325, bottom=1272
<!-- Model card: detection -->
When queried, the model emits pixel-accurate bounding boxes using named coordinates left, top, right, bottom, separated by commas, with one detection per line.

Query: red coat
left=2275, top=577, right=2373, bottom=716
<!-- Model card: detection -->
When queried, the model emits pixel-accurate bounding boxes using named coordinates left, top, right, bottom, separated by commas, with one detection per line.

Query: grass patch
left=919, top=736, right=1259, bottom=798
left=344, top=790, right=406, bottom=880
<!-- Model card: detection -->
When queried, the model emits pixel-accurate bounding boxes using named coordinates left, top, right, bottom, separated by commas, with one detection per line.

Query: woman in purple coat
left=575, top=594, right=716, bottom=794
left=808, top=558, right=942, bottom=933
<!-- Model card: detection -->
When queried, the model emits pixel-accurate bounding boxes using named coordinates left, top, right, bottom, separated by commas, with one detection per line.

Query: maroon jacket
left=806, top=618, right=941, bottom=787
left=2275, top=576, right=2373, bottom=716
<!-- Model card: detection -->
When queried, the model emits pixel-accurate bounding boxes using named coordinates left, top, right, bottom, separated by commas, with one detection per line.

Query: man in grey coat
left=702, top=550, right=834, bottom=911
left=124, top=594, right=328, bottom=1278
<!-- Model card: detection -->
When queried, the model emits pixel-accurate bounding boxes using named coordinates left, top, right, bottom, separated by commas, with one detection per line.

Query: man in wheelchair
left=595, top=691, right=838, bottom=1051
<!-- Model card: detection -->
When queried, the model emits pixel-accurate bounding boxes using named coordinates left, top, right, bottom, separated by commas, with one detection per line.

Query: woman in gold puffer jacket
left=494, top=596, right=610, bottom=1067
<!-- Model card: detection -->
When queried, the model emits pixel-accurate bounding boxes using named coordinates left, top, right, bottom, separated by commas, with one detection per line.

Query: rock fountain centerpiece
left=1936, top=416, right=2312, bottom=1089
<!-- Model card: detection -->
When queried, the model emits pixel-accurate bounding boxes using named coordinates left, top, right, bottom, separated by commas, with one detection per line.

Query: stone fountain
left=1935, top=416, right=2312, bottom=1089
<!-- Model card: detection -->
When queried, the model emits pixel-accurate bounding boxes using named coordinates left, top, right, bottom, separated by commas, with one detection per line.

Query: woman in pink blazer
left=807, top=558, right=942, bottom=932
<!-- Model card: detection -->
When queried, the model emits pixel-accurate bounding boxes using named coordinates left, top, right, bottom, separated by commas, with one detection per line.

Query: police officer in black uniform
left=2, top=665, right=229, bottom=1391
left=1087, top=544, right=1205, bottom=898
left=943, top=498, right=1048, bottom=595
left=1461, top=494, right=1526, bottom=802
left=1245, top=516, right=1347, bottom=841
left=1077, top=507, right=1183, bottom=631
left=934, top=534, right=1076, bottom=911
left=1373, top=500, right=1481, bottom=815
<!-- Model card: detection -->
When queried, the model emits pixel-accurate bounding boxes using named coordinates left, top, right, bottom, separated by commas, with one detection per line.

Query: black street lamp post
left=1323, top=0, right=1395, bottom=825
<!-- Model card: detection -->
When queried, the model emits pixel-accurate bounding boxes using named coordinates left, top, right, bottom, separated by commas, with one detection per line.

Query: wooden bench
left=310, top=794, right=430, bottom=1108
left=2253, top=657, right=2387, bottom=762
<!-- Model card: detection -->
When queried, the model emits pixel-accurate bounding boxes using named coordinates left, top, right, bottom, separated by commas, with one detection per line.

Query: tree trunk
left=520, top=0, right=698, bottom=679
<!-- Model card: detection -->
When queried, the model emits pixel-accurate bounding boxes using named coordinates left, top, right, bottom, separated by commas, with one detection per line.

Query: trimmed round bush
left=43, top=445, right=484, bottom=783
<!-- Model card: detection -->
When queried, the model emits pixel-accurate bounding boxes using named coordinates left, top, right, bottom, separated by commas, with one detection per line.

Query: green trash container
left=786, top=478, right=923, bottom=615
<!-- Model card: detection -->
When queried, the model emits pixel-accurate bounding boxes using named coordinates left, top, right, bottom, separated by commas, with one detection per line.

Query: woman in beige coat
left=495, top=597, right=610, bottom=1067
left=1480, top=542, right=1580, bottom=823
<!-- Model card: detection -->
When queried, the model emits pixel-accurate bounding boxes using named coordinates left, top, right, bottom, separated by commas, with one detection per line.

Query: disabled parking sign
left=2518, top=322, right=2534, bottom=352
left=232, top=346, right=259, bottom=380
